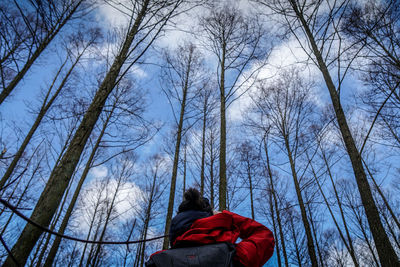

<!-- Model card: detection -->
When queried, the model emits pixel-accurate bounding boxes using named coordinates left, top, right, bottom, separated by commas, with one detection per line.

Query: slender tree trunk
left=381, top=210, right=400, bottom=250
left=318, top=148, right=359, bottom=266
left=289, top=209, right=302, bottom=267
left=182, top=143, right=187, bottom=196
left=0, top=156, right=41, bottom=235
left=163, top=56, right=191, bottom=249
left=85, top=212, right=104, bottom=267
left=0, top=142, right=42, bottom=216
left=307, top=204, right=324, bottom=267
left=362, top=158, right=400, bottom=230
left=78, top=200, right=101, bottom=267
left=43, top=102, right=116, bottom=267
left=283, top=136, right=318, bottom=267
left=200, top=99, right=207, bottom=196
left=123, top=219, right=136, bottom=267
left=0, top=43, right=88, bottom=190
left=264, top=140, right=289, bottom=267
left=267, top=178, right=281, bottom=267
left=210, top=131, right=215, bottom=208
left=3, top=2, right=151, bottom=265
left=140, top=170, right=157, bottom=267
left=308, top=155, right=359, bottom=267
left=247, top=163, right=255, bottom=220
left=289, top=1, right=399, bottom=265
left=91, top=178, right=122, bottom=267
left=352, top=207, right=380, bottom=267
left=219, top=48, right=227, bottom=210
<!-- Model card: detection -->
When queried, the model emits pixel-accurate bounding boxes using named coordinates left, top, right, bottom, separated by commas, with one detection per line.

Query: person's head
left=178, top=188, right=212, bottom=214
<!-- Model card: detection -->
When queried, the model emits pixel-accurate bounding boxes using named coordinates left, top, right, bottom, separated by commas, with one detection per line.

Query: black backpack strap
left=148, top=242, right=236, bottom=267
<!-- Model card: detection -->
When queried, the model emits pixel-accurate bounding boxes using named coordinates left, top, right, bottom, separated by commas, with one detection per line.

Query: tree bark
left=289, top=1, right=399, bottom=265
left=200, top=100, right=207, bottom=196
left=308, top=155, right=359, bottom=267
left=3, top=2, right=151, bottom=265
left=0, top=46, right=86, bottom=190
left=43, top=102, right=116, bottom=267
left=283, top=136, right=318, bottom=267
left=219, top=44, right=227, bottom=210
left=264, top=140, right=289, bottom=267
left=247, top=163, right=255, bottom=220
left=163, top=52, right=191, bottom=249
left=140, top=169, right=158, bottom=267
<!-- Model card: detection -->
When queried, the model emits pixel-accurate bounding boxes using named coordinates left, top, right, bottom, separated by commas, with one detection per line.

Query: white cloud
left=130, top=65, right=147, bottom=78
left=112, top=180, right=144, bottom=221
left=89, top=165, right=108, bottom=179
left=96, top=1, right=130, bottom=28
left=75, top=170, right=145, bottom=233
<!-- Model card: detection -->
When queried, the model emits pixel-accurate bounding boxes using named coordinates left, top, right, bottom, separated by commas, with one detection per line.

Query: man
left=146, top=188, right=275, bottom=267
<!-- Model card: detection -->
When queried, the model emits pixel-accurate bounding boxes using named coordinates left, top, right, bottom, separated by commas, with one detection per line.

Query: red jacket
left=170, top=210, right=275, bottom=267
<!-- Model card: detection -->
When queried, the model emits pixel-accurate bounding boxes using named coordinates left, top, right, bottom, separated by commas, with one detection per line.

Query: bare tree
left=252, top=68, right=319, bottom=265
left=200, top=3, right=267, bottom=210
left=41, top=78, right=148, bottom=266
left=235, top=140, right=261, bottom=220
left=344, top=0, right=400, bottom=137
left=160, top=42, right=205, bottom=249
left=0, top=0, right=90, bottom=105
left=3, top=1, right=188, bottom=265
left=0, top=29, right=100, bottom=191
left=256, top=0, right=399, bottom=264
left=133, top=154, right=167, bottom=267
left=263, top=136, right=289, bottom=267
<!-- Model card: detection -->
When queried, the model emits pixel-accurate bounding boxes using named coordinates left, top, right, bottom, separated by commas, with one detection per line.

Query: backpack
left=145, top=242, right=236, bottom=267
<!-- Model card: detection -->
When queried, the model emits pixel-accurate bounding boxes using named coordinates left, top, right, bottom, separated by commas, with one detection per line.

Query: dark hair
left=178, top=188, right=212, bottom=214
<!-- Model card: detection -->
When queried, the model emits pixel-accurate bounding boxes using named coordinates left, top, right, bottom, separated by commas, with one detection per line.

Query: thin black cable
left=0, top=233, right=20, bottom=266
left=0, top=198, right=168, bottom=245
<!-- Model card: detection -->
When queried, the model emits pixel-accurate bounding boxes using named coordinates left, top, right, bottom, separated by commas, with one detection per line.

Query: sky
left=2, top=0, right=398, bottom=266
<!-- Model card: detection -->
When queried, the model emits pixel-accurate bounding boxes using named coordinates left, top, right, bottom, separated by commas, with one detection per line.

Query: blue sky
left=2, top=1, right=399, bottom=266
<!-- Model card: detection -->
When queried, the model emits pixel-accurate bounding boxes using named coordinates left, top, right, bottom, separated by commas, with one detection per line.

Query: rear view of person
left=146, top=188, right=275, bottom=267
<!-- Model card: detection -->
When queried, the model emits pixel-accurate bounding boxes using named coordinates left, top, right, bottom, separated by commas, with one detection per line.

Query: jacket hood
left=169, top=210, right=212, bottom=247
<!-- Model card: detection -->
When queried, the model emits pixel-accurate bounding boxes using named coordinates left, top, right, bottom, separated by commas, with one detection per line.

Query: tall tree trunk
left=264, top=140, right=289, bottom=267
left=0, top=154, right=41, bottom=235
left=362, top=158, right=400, bottom=230
left=318, top=147, right=359, bottom=266
left=0, top=46, right=86, bottom=191
left=308, top=155, right=359, bottom=267
left=36, top=175, right=76, bottom=267
left=140, top=170, right=157, bottom=267
left=289, top=209, right=302, bottom=267
left=219, top=45, right=227, bottom=210
left=210, top=131, right=215, bottom=208
left=91, top=177, right=123, bottom=267
left=43, top=102, right=116, bottom=267
left=78, top=197, right=103, bottom=267
left=182, top=143, right=187, bottom=196
left=283, top=136, right=318, bottom=267
left=267, top=176, right=281, bottom=267
left=289, top=1, right=399, bottom=265
left=85, top=211, right=104, bottom=267
left=351, top=203, right=380, bottom=266
left=200, top=98, right=207, bottom=196
left=123, top=219, right=136, bottom=267
left=163, top=56, right=191, bottom=249
left=307, top=204, right=324, bottom=267
left=247, top=162, right=255, bottom=220
left=3, top=2, right=151, bottom=265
